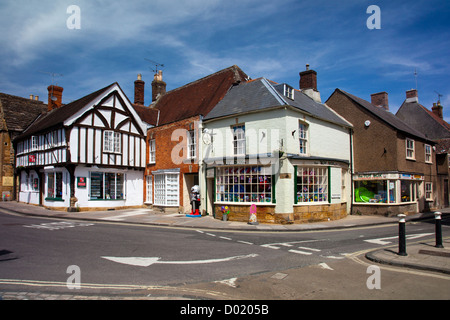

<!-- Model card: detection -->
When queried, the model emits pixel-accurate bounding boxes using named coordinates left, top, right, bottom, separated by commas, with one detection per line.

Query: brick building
left=326, top=89, right=439, bottom=216
left=138, top=66, right=248, bottom=213
left=0, top=93, right=47, bottom=200
left=396, top=89, right=450, bottom=207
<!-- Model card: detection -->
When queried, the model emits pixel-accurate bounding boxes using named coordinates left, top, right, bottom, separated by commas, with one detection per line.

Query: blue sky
left=1, top=0, right=449, bottom=121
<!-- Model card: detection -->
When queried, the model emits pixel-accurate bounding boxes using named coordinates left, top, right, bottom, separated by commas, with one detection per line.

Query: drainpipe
left=198, top=115, right=204, bottom=214
left=349, top=128, right=354, bottom=215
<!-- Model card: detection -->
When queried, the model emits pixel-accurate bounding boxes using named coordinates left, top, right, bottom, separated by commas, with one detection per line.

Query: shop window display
left=354, top=180, right=396, bottom=203
left=296, top=167, right=328, bottom=203
left=216, top=166, right=272, bottom=203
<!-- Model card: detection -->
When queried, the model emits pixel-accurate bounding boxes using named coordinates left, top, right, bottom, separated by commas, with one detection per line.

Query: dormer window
left=284, top=84, right=295, bottom=100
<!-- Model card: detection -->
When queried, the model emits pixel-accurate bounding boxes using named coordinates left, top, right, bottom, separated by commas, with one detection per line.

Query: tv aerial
left=435, top=91, right=443, bottom=104
left=39, top=71, right=63, bottom=85
left=144, top=58, right=164, bottom=74
left=39, top=71, right=63, bottom=101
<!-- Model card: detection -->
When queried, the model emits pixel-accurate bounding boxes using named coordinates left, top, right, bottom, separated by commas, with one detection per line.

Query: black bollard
left=435, top=212, right=444, bottom=248
left=398, top=214, right=407, bottom=256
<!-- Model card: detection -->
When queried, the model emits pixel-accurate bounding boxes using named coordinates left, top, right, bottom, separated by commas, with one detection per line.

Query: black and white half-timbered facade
left=15, top=83, right=147, bottom=210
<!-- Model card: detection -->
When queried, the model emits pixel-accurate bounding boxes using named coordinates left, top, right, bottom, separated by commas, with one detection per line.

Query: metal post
left=398, top=214, right=407, bottom=256
left=434, top=212, right=444, bottom=248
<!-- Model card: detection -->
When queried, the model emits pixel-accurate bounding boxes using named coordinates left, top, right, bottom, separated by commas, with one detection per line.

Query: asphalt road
left=0, top=210, right=449, bottom=300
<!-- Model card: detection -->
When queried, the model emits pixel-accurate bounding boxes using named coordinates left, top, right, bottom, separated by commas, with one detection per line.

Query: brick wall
left=145, top=116, right=200, bottom=211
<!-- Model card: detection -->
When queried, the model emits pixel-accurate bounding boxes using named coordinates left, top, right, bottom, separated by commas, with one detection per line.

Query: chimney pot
left=152, top=70, right=166, bottom=102
left=30, top=94, right=34, bottom=100
left=35, top=95, right=39, bottom=101
left=432, top=101, right=443, bottom=119
left=134, top=74, right=145, bottom=105
left=371, top=92, right=389, bottom=111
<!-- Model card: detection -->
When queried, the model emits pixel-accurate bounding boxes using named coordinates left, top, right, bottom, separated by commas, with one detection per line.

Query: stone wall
left=214, top=202, right=347, bottom=224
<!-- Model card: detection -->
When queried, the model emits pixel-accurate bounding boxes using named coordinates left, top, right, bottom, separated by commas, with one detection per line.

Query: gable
left=65, top=84, right=146, bottom=136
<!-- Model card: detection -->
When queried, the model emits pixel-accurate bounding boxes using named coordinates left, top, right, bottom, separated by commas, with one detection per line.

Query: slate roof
left=335, top=89, right=433, bottom=143
left=0, top=92, right=47, bottom=132
left=16, top=83, right=116, bottom=140
left=396, top=100, right=450, bottom=140
left=149, top=65, right=249, bottom=126
left=204, top=78, right=352, bottom=128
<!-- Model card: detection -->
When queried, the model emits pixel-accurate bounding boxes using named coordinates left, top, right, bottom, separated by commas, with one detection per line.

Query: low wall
left=214, top=202, right=347, bottom=224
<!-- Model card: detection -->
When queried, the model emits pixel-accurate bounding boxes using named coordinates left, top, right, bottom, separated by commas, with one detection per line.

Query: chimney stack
left=152, top=70, right=166, bottom=102
left=47, top=85, right=63, bottom=111
left=432, top=102, right=443, bottom=119
left=405, top=89, right=418, bottom=103
left=371, top=92, right=389, bottom=111
left=134, top=74, right=145, bottom=105
left=299, top=64, right=321, bottom=102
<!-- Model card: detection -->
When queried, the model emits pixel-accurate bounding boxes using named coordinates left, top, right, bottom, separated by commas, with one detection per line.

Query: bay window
left=216, top=166, right=273, bottom=203
left=296, top=167, right=328, bottom=203
left=154, top=173, right=179, bottom=206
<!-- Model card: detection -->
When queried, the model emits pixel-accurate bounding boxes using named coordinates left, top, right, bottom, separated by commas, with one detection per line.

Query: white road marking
left=318, top=263, right=334, bottom=270
left=237, top=240, right=254, bottom=245
left=23, top=221, right=93, bottom=231
left=289, top=249, right=313, bottom=255
left=219, top=236, right=232, bottom=240
left=214, top=277, right=238, bottom=288
left=100, top=211, right=149, bottom=221
left=321, top=255, right=345, bottom=260
left=102, top=253, right=259, bottom=267
left=297, top=246, right=321, bottom=252
left=364, top=233, right=433, bottom=245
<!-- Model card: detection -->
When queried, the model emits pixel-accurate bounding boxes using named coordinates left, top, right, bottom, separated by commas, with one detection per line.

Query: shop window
left=401, top=180, right=417, bottom=202
left=89, top=172, right=125, bottom=200
left=354, top=180, right=396, bottom=203
left=154, top=173, right=179, bottom=206
left=296, top=167, right=328, bottom=203
left=216, top=166, right=272, bottom=203
left=47, top=172, right=63, bottom=200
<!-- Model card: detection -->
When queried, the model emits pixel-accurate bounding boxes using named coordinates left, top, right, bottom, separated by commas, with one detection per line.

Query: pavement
left=1, top=200, right=449, bottom=281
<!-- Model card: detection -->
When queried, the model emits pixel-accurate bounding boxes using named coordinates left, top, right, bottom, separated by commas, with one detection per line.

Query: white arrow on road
left=364, top=233, right=433, bottom=245
left=102, top=253, right=259, bottom=267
